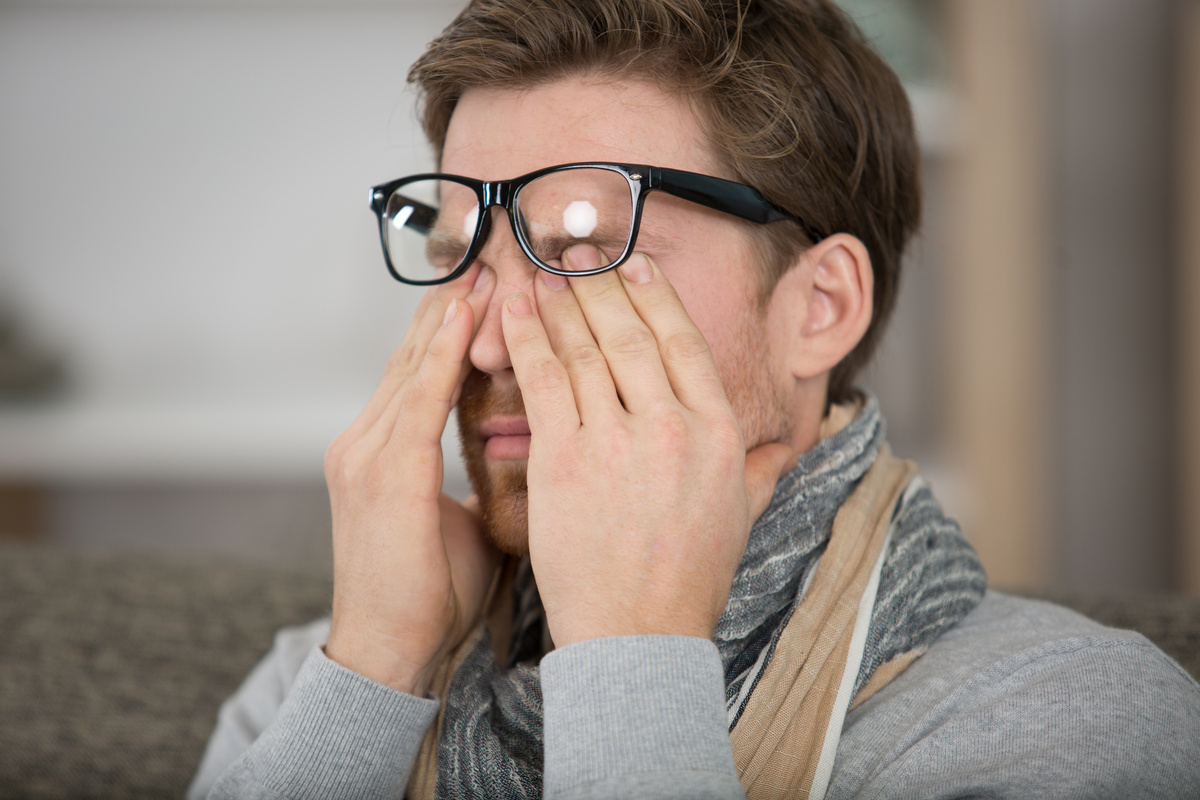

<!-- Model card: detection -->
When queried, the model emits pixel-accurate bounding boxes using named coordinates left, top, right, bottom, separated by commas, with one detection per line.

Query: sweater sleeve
left=189, top=619, right=439, bottom=800
left=540, top=635, right=746, bottom=800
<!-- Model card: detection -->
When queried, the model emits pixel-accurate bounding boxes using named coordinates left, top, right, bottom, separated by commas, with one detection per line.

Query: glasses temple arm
left=652, top=167, right=826, bottom=244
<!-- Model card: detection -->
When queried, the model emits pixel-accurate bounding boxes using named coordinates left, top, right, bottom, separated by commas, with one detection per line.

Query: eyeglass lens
left=382, top=168, right=636, bottom=283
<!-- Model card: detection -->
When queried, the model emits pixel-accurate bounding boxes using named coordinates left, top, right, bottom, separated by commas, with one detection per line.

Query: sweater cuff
left=240, top=647, right=439, bottom=800
left=540, top=635, right=741, bottom=797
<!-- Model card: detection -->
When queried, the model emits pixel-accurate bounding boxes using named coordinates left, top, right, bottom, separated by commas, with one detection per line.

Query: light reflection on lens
left=391, top=205, right=414, bottom=231
left=562, top=200, right=598, bottom=237
left=461, top=205, right=479, bottom=241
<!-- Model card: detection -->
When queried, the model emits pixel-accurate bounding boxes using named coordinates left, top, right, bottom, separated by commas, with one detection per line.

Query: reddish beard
left=457, top=369, right=532, bottom=555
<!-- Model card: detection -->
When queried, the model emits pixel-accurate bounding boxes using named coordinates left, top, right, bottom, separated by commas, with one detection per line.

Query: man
left=190, top=1, right=1200, bottom=798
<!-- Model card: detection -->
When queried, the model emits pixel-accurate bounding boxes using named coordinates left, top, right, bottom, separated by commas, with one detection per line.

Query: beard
left=457, top=369, right=531, bottom=555
left=455, top=310, right=793, bottom=556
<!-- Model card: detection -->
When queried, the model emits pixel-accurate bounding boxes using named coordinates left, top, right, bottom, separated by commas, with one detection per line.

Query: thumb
left=744, top=442, right=797, bottom=522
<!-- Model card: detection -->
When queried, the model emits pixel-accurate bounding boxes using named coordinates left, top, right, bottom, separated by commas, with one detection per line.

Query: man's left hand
left=501, top=245, right=794, bottom=648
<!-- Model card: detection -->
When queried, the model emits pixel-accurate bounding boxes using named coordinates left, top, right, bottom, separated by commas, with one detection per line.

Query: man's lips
left=479, top=416, right=531, bottom=460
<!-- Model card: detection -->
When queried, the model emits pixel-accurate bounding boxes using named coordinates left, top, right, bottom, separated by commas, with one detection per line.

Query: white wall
left=0, top=0, right=961, bottom=562
left=0, top=1, right=470, bottom=490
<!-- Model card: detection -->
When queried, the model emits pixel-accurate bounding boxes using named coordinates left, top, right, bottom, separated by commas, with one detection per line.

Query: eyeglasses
left=369, top=162, right=824, bottom=285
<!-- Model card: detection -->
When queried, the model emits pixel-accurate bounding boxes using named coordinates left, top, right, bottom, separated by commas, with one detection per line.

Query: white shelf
left=0, top=392, right=350, bottom=483
left=0, top=382, right=467, bottom=486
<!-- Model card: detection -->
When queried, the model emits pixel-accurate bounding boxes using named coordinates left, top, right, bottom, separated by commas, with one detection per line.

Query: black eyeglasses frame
left=369, top=162, right=825, bottom=286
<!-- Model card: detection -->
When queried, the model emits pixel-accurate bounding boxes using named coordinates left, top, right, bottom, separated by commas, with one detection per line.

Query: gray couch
left=1, top=542, right=1198, bottom=799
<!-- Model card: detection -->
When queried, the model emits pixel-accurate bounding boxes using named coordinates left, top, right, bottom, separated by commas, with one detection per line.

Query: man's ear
left=768, top=233, right=873, bottom=381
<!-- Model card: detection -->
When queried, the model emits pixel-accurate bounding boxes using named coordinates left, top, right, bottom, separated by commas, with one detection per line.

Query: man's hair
left=408, top=0, right=921, bottom=403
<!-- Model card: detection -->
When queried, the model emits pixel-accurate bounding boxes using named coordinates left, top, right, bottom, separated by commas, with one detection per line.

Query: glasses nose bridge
left=479, top=179, right=515, bottom=213
left=473, top=178, right=533, bottom=272
left=475, top=178, right=529, bottom=259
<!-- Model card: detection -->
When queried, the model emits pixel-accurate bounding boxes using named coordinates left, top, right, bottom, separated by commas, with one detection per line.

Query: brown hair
left=408, top=0, right=921, bottom=403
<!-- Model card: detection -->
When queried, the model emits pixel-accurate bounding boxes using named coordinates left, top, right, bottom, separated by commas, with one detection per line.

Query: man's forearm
left=541, top=635, right=746, bottom=800
left=205, top=649, right=439, bottom=800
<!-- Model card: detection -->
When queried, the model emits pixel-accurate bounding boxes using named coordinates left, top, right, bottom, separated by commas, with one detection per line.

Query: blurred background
left=0, top=0, right=1197, bottom=594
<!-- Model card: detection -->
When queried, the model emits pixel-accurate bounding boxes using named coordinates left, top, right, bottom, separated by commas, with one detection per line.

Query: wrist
left=324, top=630, right=438, bottom=697
left=548, top=609, right=717, bottom=648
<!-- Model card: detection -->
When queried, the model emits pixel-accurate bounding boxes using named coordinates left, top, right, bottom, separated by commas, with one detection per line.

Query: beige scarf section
left=729, top=441, right=919, bottom=799
left=407, top=413, right=920, bottom=800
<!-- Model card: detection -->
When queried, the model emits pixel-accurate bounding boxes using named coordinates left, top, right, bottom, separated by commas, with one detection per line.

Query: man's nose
left=469, top=208, right=538, bottom=375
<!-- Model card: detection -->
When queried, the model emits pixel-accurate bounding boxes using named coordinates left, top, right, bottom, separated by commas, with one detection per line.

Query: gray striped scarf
left=432, top=395, right=987, bottom=798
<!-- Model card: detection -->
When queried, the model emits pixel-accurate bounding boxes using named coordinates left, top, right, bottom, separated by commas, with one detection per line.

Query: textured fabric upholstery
left=0, top=543, right=1196, bottom=799
left=0, top=544, right=331, bottom=799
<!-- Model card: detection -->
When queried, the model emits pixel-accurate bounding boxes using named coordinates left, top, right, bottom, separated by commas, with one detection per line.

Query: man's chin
left=467, top=460, right=531, bottom=556
left=480, top=495, right=530, bottom=556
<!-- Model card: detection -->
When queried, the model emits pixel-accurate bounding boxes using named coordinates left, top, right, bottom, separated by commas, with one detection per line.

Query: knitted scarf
left=407, top=395, right=987, bottom=799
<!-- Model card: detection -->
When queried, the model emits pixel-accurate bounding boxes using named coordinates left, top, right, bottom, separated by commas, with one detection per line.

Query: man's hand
left=502, top=247, right=794, bottom=647
left=323, top=265, right=501, bottom=696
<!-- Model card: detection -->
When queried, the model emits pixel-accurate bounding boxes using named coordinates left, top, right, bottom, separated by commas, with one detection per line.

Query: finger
left=501, top=292, right=581, bottom=439
left=349, top=295, right=475, bottom=470
left=326, top=296, right=479, bottom=516
left=370, top=297, right=480, bottom=496
left=744, top=441, right=797, bottom=522
left=398, top=264, right=494, bottom=377
left=384, top=265, right=495, bottom=401
left=533, top=263, right=624, bottom=420
left=346, top=266, right=494, bottom=443
left=615, top=253, right=727, bottom=413
left=557, top=245, right=675, bottom=414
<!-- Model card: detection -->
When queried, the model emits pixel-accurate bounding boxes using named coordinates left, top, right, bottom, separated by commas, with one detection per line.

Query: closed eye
left=426, top=229, right=470, bottom=273
left=527, top=227, right=629, bottom=269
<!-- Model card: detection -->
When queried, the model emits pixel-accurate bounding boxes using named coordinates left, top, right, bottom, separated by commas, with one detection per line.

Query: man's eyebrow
left=536, top=224, right=629, bottom=251
left=528, top=222, right=689, bottom=262
left=426, top=228, right=470, bottom=260
left=626, top=221, right=685, bottom=253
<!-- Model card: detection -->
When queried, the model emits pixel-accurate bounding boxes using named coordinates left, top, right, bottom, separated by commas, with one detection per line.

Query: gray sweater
left=191, top=592, right=1200, bottom=799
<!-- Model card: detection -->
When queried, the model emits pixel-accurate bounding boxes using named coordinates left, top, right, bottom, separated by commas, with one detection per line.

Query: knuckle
left=408, top=352, right=458, bottom=407
left=562, top=343, right=607, bottom=371
left=596, top=420, right=635, bottom=458
left=325, top=436, right=369, bottom=493
left=523, top=356, right=569, bottom=394
left=399, top=377, right=450, bottom=421
left=605, top=325, right=656, bottom=358
left=585, top=278, right=625, bottom=304
left=387, top=343, right=419, bottom=374
left=323, top=439, right=350, bottom=486
left=653, top=407, right=692, bottom=450
left=662, top=330, right=711, bottom=363
left=423, top=328, right=455, bottom=362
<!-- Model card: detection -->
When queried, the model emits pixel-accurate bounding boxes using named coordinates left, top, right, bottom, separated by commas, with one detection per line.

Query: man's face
left=445, top=77, right=795, bottom=554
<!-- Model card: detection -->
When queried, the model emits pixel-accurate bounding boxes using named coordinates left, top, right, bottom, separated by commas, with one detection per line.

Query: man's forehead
left=439, top=78, right=724, bottom=180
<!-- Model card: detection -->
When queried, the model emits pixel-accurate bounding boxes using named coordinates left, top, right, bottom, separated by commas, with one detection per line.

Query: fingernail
left=563, top=244, right=601, bottom=273
left=506, top=293, right=533, bottom=316
left=618, top=254, right=653, bottom=284
left=442, top=298, right=459, bottom=326
left=541, top=270, right=569, bottom=290
left=470, top=266, right=494, bottom=295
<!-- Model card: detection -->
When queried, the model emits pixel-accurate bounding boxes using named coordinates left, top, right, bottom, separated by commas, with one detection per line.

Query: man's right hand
left=323, top=265, right=500, bottom=697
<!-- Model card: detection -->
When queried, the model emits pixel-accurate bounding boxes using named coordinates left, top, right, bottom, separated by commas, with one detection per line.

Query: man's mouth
left=478, top=416, right=532, bottom=460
